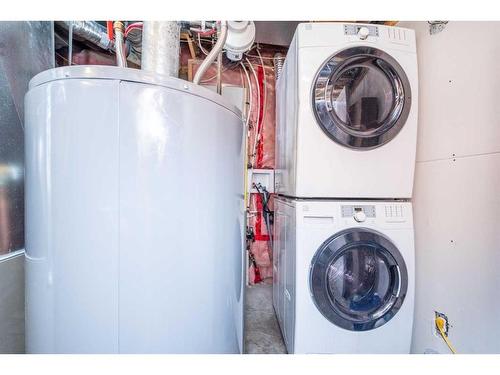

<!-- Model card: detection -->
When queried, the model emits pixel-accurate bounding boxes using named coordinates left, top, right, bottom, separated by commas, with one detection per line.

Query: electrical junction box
left=248, top=169, right=275, bottom=193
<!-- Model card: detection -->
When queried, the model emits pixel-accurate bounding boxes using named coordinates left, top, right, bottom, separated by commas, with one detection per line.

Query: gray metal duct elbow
left=56, top=21, right=113, bottom=51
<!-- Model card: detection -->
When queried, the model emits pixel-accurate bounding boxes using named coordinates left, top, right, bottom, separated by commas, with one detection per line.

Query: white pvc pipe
left=193, top=21, right=228, bottom=85
left=141, top=21, right=180, bottom=77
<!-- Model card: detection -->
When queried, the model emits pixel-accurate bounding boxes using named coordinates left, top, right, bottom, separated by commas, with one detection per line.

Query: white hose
left=256, top=47, right=267, bottom=135
left=240, top=61, right=253, bottom=210
left=240, top=62, right=253, bottom=133
left=246, top=58, right=261, bottom=168
left=193, top=21, right=228, bottom=85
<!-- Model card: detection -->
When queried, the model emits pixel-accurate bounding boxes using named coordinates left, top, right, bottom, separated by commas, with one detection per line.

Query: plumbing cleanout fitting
left=141, top=21, right=180, bottom=78
left=193, top=21, right=228, bottom=85
left=113, top=21, right=127, bottom=68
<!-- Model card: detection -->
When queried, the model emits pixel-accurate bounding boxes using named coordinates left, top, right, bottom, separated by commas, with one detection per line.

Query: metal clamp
left=428, top=21, right=448, bottom=35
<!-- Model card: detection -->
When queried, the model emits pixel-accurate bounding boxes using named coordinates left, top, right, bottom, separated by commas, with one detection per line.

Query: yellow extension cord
left=435, top=316, right=457, bottom=354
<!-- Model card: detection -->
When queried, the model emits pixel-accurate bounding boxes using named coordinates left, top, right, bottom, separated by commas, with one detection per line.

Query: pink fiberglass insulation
left=245, top=58, right=276, bottom=170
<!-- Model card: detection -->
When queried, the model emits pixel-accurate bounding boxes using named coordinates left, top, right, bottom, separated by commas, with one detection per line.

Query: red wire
left=125, top=22, right=143, bottom=37
left=192, top=28, right=216, bottom=37
left=254, top=193, right=270, bottom=242
left=106, top=21, right=114, bottom=40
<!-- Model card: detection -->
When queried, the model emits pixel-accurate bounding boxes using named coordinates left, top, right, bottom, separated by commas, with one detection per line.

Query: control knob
left=358, top=27, right=370, bottom=40
left=353, top=211, right=367, bottom=223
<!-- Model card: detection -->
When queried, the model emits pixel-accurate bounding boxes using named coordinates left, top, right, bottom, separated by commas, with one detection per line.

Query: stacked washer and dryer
left=273, top=23, right=418, bottom=354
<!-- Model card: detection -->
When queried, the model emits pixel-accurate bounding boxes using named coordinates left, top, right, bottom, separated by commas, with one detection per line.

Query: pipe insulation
left=56, top=21, right=113, bottom=50
left=141, top=21, right=180, bottom=77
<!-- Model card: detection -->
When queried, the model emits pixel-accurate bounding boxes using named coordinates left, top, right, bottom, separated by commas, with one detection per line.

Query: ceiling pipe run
left=141, top=21, right=180, bottom=78
left=56, top=21, right=113, bottom=51
left=56, top=21, right=142, bottom=65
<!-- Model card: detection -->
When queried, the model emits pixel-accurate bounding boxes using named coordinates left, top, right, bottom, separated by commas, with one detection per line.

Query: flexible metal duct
left=56, top=21, right=113, bottom=51
left=113, top=21, right=127, bottom=68
left=141, top=21, right=180, bottom=77
left=193, top=21, right=228, bottom=85
left=274, top=52, right=285, bottom=81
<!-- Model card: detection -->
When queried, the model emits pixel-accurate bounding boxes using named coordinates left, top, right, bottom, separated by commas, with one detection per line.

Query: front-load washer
left=272, top=197, right=415, bottom=353
left=275, top=23, right=418, bottom=199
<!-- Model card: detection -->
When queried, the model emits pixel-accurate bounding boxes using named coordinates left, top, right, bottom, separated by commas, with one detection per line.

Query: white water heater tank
left=24, top=66, right=245, bottom=353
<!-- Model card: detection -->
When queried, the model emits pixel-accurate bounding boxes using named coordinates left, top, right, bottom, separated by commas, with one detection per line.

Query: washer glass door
left=309, top=228, right=408, bottom=331
left=313, top=47, right=412, bottom=149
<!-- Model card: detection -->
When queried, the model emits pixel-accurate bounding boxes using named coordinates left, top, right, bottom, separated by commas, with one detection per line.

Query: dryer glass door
left=312, top=47, right=412, bottom=149
left=309, top=228, right=408, bottom=331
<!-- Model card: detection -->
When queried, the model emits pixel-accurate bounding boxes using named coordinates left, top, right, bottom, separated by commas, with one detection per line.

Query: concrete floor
left=244, top=283, right=287, bottom=354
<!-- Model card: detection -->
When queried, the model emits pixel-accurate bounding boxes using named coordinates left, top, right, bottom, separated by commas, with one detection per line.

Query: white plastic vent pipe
left=141, top=21, right=180, bottom=77
left=193, top=21, right=228, bottom=85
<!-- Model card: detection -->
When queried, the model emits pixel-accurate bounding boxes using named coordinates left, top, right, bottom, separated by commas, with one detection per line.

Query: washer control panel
left=341, top=205, right=376, bottom=219
left=344, top=24, right=379, bottom=38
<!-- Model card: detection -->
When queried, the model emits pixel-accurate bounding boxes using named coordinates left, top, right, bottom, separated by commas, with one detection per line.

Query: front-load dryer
left=275, top=23, right=418, bottom=199
left=272, top=197, right=415, bottom=353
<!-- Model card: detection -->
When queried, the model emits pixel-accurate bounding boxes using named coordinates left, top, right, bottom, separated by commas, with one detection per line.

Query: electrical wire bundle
left=253, top=182, right=273, bottom=258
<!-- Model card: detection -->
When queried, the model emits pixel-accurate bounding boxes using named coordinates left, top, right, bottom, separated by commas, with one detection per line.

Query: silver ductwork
left=56, top=21, right=113, bottom=51
left=141, top=21, right=180, bottom=78
left=0, top=21, right=54, bottom=256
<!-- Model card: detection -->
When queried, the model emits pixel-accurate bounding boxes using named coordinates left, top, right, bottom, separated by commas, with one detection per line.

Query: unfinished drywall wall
left=399, top=21, right=500, bottom=354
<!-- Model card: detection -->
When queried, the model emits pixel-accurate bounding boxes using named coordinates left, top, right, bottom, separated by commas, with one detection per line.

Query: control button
left=353, top=211, right=366, bottom=223
left=358, top=27, right=370, bottom=40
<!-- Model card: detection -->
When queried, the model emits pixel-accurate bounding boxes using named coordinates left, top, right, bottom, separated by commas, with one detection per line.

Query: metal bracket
left=428, top=21, right=448, bottom=35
